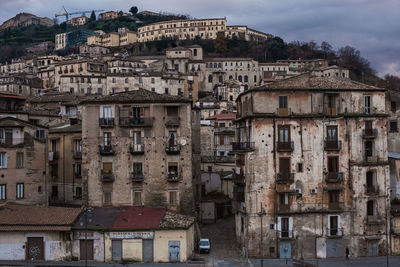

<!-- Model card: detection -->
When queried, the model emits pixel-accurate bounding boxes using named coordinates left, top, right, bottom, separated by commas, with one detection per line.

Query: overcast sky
left=1, top=0, right=399, bottom=77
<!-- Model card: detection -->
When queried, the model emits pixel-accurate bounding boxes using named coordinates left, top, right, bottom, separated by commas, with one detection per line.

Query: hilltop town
left=0, top=6, right=400, bottom=267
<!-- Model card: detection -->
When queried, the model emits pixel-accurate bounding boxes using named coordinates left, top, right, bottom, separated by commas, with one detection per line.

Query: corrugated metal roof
left=389, top=151, right=400, bottom=159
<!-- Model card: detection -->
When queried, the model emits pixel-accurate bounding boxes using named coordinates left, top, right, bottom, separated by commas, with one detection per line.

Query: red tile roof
left=112, top=207, right=166, bottom=230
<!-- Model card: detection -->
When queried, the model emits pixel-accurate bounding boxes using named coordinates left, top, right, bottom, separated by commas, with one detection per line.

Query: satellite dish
left=180, top=139, right=187, bottom=146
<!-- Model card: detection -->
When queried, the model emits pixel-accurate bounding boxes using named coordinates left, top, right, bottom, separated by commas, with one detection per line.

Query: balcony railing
left=277, top=204, right=290, bottom=213
left=233, top=172, right=245, bottom=185
left=166, top=144, right=180, bottom=154
left=328, top=202, right=343, bottom=211
left=73, top=151, right=82, bottom=160
left=327, top=228, right=343, bottom=237
left=119, top=117, right=153, bottom=127
left=131, top=172, right=144, bottom=182
left=277, top=173, right=294, bottom=184
left=324, top=140, right=342, bottom=151
left=0, top=138, right=25, bottom=147
left=325, top=172, right=343, bottom=183
left=74, top=172, right=82, bottom=179
left=363, top=129, right=378, bottom=139
left=99, top=118, right=114, bottom=127
left=277, top=108, right=290, bottom=116
left=165, top=117, right=180, bottom=127
left=99, top=145, right=115, bottom=156
left=231, top=142, right=255, bottom=152
left=101, top=170, right=114, bottom=182
left=167, top=172, right=180, bottom=182
left=326, top=107, right=337, bottom=116
left=367, top=215, right=382, bottom=224
left=366, top=185, right=379, bottom=195
left=364, top=156, right=379, bottom=164
left=130, top=144, right=145, bottom=154
left=278, top=230, right=293, bottom=239
left=277, top=141, right=294, bottom=152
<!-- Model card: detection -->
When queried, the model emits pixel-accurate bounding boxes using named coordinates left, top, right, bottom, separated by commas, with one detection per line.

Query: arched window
left=218, top=63, right=222, bottom=68
left=244, top=84, right=248, bottom=91
left=214, top=63, right=217, bottom=68
left=219, top=75, right=223, bottom=83
left=244, top=75, right=248, bottom=82
left=229, top=75, right=233, bottom=80
left=238, top=75, right=243, bottom=82
left=208, top=75, right=213, bottom=83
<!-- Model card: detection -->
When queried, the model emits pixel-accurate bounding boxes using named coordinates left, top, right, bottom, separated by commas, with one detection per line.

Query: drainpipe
left=63, top=135, right=66, bottom=204
left=273, top=117, right=278, bottom=257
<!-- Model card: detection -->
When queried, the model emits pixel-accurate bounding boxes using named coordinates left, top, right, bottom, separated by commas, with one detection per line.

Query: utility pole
left=258, top=203, right=266, bottom=267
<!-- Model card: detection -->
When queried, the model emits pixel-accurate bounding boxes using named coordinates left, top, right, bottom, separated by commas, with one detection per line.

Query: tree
left=337, top=46, right=375, bottom=81
left=214, top=32, right=228, bottom=54
left=384, top=74, right=400, bottom=90
left=130, top=6, right=138, bottom=16
left=89, top=11, right=96, bottom=22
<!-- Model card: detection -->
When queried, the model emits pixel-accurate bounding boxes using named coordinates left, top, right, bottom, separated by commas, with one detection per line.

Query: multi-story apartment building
left=55, top=29, right=96, bottom=50
left=0, top=74, right=42, bottom=97
left=0, top=116, right=47, bottom=205
left=67, top=16, right=88, bottom=26
left=87, top=28, right=138, bottom=47
left=233, top=73, right=389, bottom=259
left=100, top=11, right=119, bottom=20
left=80, top=89, right=194, bottom=214
left=138, top=18, right=227, bottom=42
left=48, top=119, right=82, bottom=206
left=225, top=25, right=271, bottom=42
left=60, top=75, right=107, bottom=95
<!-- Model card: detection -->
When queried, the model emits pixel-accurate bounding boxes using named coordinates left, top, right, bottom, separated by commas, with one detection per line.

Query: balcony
left=326, top=108, right=337, bottom=116
left=49, top=151, right=59, bottom=162
left=165, top=117, right=180, bottom=127
left=131, top=172, right=144, bottom=182
left=363, top=129, right=378, bottom=139
left=277, top=141, right=294, bottom=152
left=119, top=117, right=153, bottom=127
left=325, top=172, right=343, bottom=183
left=366, top=185, right=379, bottom=195
left=324, top=140, right=342, bottom=151
left=364, top=156, right=379, bottom=164
left=231, top=142, right=255, bottom=152
left=74, top=172, right=82, bottom=179
left=167, top=172, right=180, bottom=182
left=277, top=173, right=294, bottom=184
left=99, top=145, right=115, bottom=156
left=166, top=144, right=180, bottom=154
left=277, top=108, right=290, bottom=116
left=328, top=202, right=343, bottom=211
left=99, top=118, right=114, bottom=127
left=73, top=151, right=82, bottom=160
left=130, top=144, right=145, bottom=154
left=278, top=230, right=293, bottom=239
left=327, top=228, right=343, bottom=237
left=277, top=204, right=290, bottom=213
left=367, top=215, right=382, bottom=224
left=0, top=138, right=25, bottom=147
left=101, top=170, right=114, bottom=182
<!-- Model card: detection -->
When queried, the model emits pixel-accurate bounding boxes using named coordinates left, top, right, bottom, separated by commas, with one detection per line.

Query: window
left=168, top=131, right=177, bottom=148
left=365, top=140, right=373, bottom=158
left=238, top=75, right=242, bottom=82
left=51, top=139, right=59, bottom=152
left=102, top=106, right=113, bottom=118
left=279, top=158, right=290, bottom=178
left=75, top=187, right=82, bottom=199
left=104, top=132, right=112, bottom=146
left=169, top=190, right=177, bottom=205
left=104, top=192, right=111, bottom=206
left=151, top=78, right=155, bottom=84
left=329, top=190, right=339, bottom=204
left=327, top=156, right=339, bottom=173
left=365, top=120, right=373, bottom=131
left=367, top=200, right=376, bottom=216
left=391, top=101, right=397, bottom=113
left=281, top=217, right=289, bottom=237
left=16, top=152, right=23, bottom=168
left=35, top=129, right=45, bottom=140
left=229, top=95, right=233, bottom=101
left=0, top=184, right=6, bottom=200
left=208, top=75, right=213, bottom=83
left=390, top=120, right=398, bottom=132
left=329, top=215, right=339, bottom=236
left=297, top=163, right=303, bottom=173
left=278, top=125, right=290, bottom=143
left=125, top=78, right=128, bottom=83
left=165, top=88, right=169, bottom=94
left=133, top=191, right=142, bottom=205
left=244, top=75, right=248, bottom=82
left=178, top=88, right=182, bottom=96
left=167, top=106, right=179, bottom=117
left=327, top=126, right=338, bottom=142
left=74, top=139, right=82, bottom=153
left=279, top=96, right=288, bottom=109
left=16, top=183, right=24, bottom=199
left=254, top=75, right=257, bottom=83
left=51, top=185, right=58, bottom=197
left=364, top=95, right=371, bottom=114
left=219, top=75, right=223, bottom=83
left=133, top=162, right=143, bottom=175
left=0, top=152, right=7, bottom=168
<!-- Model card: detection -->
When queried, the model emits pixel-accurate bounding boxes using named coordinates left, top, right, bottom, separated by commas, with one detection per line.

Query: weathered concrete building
left=0, top=117, right=47, bottom=205
left=233, top=73, right=390, bottom=259
left=80, top=89, right=194, bottom=214
left=48, top=119, right=83, bottom=207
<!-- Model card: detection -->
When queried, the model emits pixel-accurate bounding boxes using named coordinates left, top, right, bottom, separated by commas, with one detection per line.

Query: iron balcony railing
left=277, top=173, right=294, bottom=184
left=277, top=141, right=294, bottom=152
left=131, top=172, right=144, bottom=182
left=99, top=118, right=114, bottom=127
left=324, top=140, right=342, bottom=151
left=167, top=172, right=179, bottom=182
left=165, top=117, right=180, bottom=127
left=119, top=117, right=153, bottom=127
left=327, top=228, right=343, bottom=237
left=99, top=145, right=115, bottom=156
left=130, top=144, right=145, bottom=154
left=73, top=151, right=82, bottom=160
left=278, top=230, right=294, bottom=239
left=363, top=128, right=378, bottom=139
left=231, top=142, right=255, bottom=152
left=325, top=172, right=343, bottom=183
left=166, top=144, right=180, bottom=154
left=0, top=138, right=25, bottom=147
left=101, top=170, right=114, bottom=182
left=366, top=185, right=379, bottom=195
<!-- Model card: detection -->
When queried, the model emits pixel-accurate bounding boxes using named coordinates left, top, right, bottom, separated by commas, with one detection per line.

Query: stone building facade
left=80, top=89, right=194, bottom=214
left=233, top=73, right=390, bottom=259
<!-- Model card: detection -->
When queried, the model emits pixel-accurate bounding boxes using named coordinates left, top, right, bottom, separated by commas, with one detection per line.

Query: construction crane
left=55, top=6, right=104, bottom=49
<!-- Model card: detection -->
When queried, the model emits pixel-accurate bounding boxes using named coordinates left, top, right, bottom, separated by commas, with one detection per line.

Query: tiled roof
left=73, top=207, right=121, bottom=229
left=159, top=211, right=195, bottom=229
left=50, top=122, right=81, bottom=133
left=27, top=92, right=79, bottom=104
left=79, top=89, right=192, bottom=104
left=0, top=204, right=81, bottom=231
left=112, top=207, right=166, bottom=230
left=264, top=73, right=381, bottom=90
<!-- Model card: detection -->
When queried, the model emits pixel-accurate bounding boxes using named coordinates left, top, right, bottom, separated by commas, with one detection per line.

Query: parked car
left=199, top=238, right=210, bottom=253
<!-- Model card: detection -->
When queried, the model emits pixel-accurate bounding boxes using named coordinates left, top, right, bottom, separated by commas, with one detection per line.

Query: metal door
left=327, top=239, right=342, bottom=257
left=80, top=240, right=94, bottom=260
left=112, top=240, right=122, bottom=261
left=279, top=242, right=291, bottom=259
left=368, top=241, right=378, bottom=256
left=27, top=237, right=44, bottom=260
left=168, top=241, right=180, bottom=262
left=142, top=239, right=154, bottom=262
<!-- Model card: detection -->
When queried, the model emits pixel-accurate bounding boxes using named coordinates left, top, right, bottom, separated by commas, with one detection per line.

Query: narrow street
left=195, top=215, right=246, bottom=266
